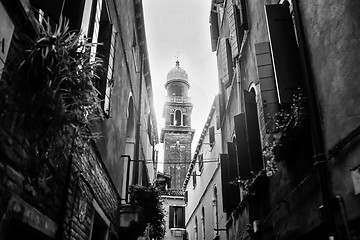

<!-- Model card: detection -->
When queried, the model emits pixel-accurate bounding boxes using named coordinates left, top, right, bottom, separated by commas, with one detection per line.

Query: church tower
left=161, top=60, right=195, bottom=189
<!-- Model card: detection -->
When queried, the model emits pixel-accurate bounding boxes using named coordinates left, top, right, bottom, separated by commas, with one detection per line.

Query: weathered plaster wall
left=300, top=0, right=360, bottom=222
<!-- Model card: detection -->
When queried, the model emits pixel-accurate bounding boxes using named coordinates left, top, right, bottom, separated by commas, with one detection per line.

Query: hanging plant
left=0, top=15, right=104, bottom=191
left=128, top=185, right=166, bottom=239
left=262, top=90, right=307, bottom=173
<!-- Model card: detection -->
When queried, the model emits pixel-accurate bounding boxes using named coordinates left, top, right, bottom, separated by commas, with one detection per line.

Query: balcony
left=165, top=96, right=191, bottom=104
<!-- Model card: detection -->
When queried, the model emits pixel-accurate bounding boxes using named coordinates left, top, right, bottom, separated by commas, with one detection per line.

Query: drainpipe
left=292, top=1, right=337, bottom=238
left=133, top=53, right=144, bottom=185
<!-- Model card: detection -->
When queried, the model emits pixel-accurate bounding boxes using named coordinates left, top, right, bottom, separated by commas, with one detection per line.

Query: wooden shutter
left=228, top=4, right=240, bottom=58
left=178, top=207, right=185, bottom=228
left=244, top=90, right=264, bottom=173
left=220, top=154, right=230, bottom=212
left=184, top=191, right=188, bottom=204
left=265, top=4, right=302, bottom=104
left=227, top=142, right=240, bottom=208
left=234, top=113, right=251, bottom=179
left=255, top=42, right=279, bottom=132
left=219, top=38, right=233, bottom=89
left=210, top=10, right=219, bottom=52
left=169, top=206, right=174, bottom=228
left=192, top=171, right=197, bottom=187
left=227, top=142, right=239, bottom=182
left=215, top=94, right=221, bottom=129
left=209, top=126, right=215, bottom=146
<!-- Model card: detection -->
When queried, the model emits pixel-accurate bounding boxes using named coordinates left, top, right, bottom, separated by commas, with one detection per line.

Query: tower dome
left=166, top=60, right=189, bottom=87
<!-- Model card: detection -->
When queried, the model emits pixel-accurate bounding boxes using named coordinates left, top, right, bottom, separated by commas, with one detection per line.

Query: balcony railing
left=166, top=96, right=191, bottom=103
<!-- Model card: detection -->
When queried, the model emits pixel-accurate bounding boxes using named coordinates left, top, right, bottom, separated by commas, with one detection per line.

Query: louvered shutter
left=220, top=154, right=230, bottom=212
left=244, top=90, right=264, bottom=173
left=228, top=4, right=240, bottom=58
left=169, top=206, right=174, bottom=228
left=210, top=10, right=219, bottom=52
left=255, top=42, right=279, bottom=132
left=234, top=113, right=251, bottom=179
left=219, top=38, right=233, bottom=89
left=265, top=4, right=302, bottom=104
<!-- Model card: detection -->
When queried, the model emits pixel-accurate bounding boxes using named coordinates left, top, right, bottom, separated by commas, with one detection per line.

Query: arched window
left=212, top=185, right=219, bottom=238
left=182, top=114, right=187, bottom=126
left=125, top=97, right=135, bottom=154
left=175, top=110, right=182, bottom=126
left=170, top=113, right=175, bottom=125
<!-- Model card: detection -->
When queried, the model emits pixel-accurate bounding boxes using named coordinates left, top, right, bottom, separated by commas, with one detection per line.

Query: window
left=213, top=186, right=219, bottom=238
left=201, top=206, right=205, bottom=240
left=132, top=29, right=140, bottom=72
left=209, top=126, right=215, bottom=147
left=198, top=154, right=204, bottom=172
left=192, top=171, right=197, bottom=188
left=84, top=0, right=116, bottom=117
left=169, top=206, right=185, bottom=228
left=195, top=217, right=198, bottom=240
left=89, top=201, right=109, bottom=240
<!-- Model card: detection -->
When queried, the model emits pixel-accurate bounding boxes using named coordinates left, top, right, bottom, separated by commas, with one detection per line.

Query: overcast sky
left=143, top=0, right=219, bottom=170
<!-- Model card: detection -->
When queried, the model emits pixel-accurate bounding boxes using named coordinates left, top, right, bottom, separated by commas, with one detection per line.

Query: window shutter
left=244, top=90, right=264, bottom=173
left=192, top=171, right=197, bottom=187
left=265, top=4, right=302, bottom=104
left=227, top=142, right=239, bottom=182
left=227, top=142, right=240, bottom=207
left=178, top=207, right=185, bottom=228
left=219, top=38, right=233, bottom=89
left=255, top=42, right=279, bottom=132
left=215, top=94, right=221, bottom=129
left=234, top=113, right=251, bottom=179
left=220, top=154, right=230, bottom=212
left=169, top=206, right=174, bottom=228
left=184, top=191, right=188, bottom=204
left=209, top=126, right=215, bottom=146
left=228, top=4, right=240, bottom=59
left=210, top=10, right=219, bottom=52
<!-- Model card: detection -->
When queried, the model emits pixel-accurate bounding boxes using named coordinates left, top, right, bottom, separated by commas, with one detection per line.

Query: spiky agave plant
left=0, top=15, right=104, bottom=181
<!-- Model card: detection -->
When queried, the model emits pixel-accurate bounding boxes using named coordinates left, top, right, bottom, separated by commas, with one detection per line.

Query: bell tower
left=161, top=60, right=195, bottom=189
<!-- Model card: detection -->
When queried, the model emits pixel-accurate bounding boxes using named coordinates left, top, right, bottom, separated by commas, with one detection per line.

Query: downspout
left=133, top=53, right=144, bottom=185
left=292, top=1, right=337, bottom=238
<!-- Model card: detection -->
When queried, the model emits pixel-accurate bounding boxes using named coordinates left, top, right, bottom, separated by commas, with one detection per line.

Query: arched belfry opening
left=175, top=109, right=182, bottom=126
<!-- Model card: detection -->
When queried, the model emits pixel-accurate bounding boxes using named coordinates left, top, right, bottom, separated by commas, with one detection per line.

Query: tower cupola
left=165, top=61, right=190, bottom=97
